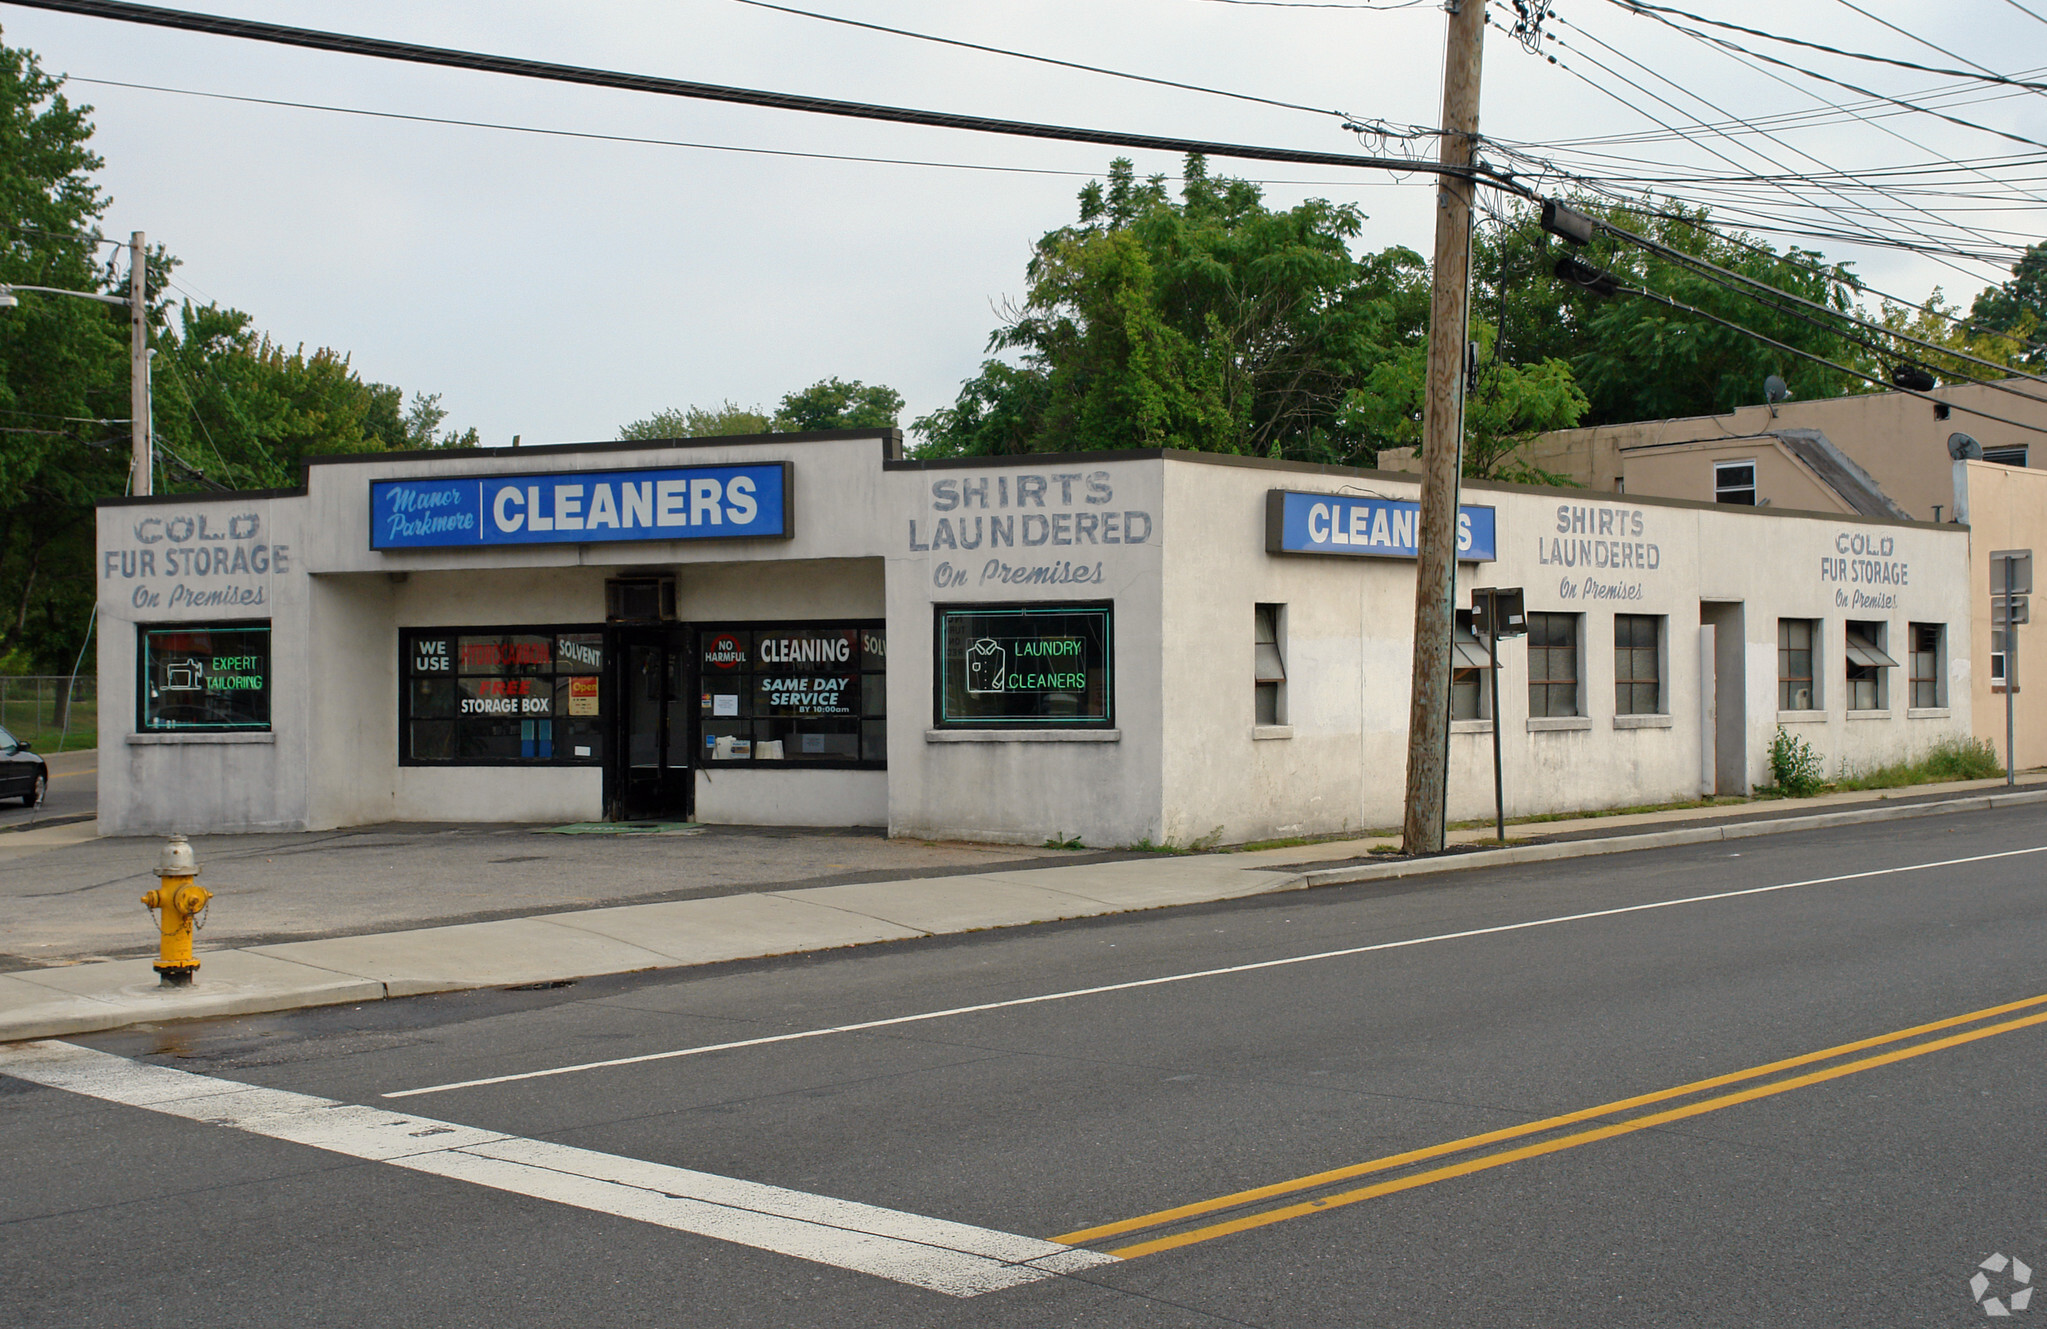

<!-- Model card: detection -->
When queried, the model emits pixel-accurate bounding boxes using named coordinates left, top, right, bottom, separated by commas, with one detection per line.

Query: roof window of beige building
left=1714, top=460, right=1757, bottom=506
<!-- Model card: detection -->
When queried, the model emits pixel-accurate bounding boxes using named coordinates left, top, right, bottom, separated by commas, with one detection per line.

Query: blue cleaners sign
left=1264, top=489, right=1495, bottom=561
left=370, top=462, right=791, bottom=549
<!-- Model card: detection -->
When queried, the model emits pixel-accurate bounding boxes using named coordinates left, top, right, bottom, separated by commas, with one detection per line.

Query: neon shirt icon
left=965, top=639, right=1007, bottom=693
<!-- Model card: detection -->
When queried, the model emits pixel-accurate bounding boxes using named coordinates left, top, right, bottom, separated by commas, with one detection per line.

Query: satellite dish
left=1764, top=375, right=1790, bottom=405
left=1949, top=432, right=1983, bottom=460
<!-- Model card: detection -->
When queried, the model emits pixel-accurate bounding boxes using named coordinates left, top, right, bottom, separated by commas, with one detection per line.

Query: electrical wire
left=1532, top=177, right=2044, bottom=353
left=1557, top=207, right=2047, bottom=406
left=5, top=0, right=1507, bottom=187
left=1611, top=2, right=2047, bottom=156
left=1612, top=1, right=2047, bottom=93
left=1180, top=0, right=1433, bottom=8
left=69, top=75, right=1425, bottom=193
left=1998, top=0, right=2047, bottom=28
left=1495, top=11, right=2001, bottom=274
left=1588, top=273, right=2047, bottom=438
left=725, top=0, right=1355, bottom=122
left=1611, top=8, right=2047, bottom=246
left=1539, top=9, right=2019, bottom=283
left=1827, top=0, right=2047, bottom=106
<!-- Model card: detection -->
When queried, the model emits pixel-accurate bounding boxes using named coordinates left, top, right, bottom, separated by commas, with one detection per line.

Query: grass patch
left=1041, top=832, right=1086, bottom=850
left=1834, top=736, right=2003, bottom=790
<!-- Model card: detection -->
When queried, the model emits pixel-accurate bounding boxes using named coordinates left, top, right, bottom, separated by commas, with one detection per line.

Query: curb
left=1284, top=788, right=2047, bottom=891
left=6, top=786, right=2042, bottom=1042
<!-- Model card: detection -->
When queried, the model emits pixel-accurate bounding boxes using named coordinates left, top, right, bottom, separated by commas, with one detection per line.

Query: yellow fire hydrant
left=141, top=834, right=211, bottom=987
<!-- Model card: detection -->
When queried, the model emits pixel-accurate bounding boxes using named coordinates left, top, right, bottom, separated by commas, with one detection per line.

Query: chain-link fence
left=0, top=676, right=97, bottom=751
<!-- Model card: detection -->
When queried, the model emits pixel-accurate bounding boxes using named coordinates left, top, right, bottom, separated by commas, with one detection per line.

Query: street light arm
left=1, top=284, right=133, bottom=308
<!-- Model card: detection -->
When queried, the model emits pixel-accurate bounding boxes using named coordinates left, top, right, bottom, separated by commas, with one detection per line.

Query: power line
left=1589, top=273, right=2047, bottom=439
left=725, top=0, right=1355, bottom=122
left=1998, top=0, right=2047, bottom=28
left=1610, top=2, right=2047, bottom=156
left=70, top=75, right=1425, bottom=193
left=1538, top=9, right=2019, bottom=283
left=4, top=0, right=1502, bottom=186
left=1181, top=0, right=1433, bottom=8
left=1615, top=4, right=2047, bottom=244
left=1611, top=1, right=2047, bottom=94
left=1580, top=212, right=2047, bottom=402
left=1827, top=0, right=2047, bottom=106
left=1496, top=11, right=2005, bottom=274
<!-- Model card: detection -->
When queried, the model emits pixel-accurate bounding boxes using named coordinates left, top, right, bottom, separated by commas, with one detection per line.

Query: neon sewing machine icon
left=965, top=638, right=1007, bottom=694
left=162, top=658, right=206, bottom=690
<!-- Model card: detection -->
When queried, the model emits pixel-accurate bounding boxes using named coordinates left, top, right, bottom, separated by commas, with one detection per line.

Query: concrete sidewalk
left=4, top=777, right=2043, bottom=1041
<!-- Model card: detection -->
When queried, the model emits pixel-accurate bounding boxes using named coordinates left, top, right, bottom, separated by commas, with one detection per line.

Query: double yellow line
left=1058, top=991, right=2047, bottom=1259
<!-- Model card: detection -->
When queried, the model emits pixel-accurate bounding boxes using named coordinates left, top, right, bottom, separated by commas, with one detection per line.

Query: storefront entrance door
left=612, top=627, right=693, bottom=820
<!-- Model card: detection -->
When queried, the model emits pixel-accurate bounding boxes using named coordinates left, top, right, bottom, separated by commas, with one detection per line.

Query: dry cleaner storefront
left=96, top=429, right=1975, bottom=845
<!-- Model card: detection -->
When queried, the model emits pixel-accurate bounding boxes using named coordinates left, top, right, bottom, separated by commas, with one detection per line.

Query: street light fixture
left=0, top=231, right=153, bottom=495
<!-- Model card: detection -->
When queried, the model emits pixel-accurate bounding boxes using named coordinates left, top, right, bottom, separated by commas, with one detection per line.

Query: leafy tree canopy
left=914, top=155, right=1433, bottom=464
left=1965, top=239, right=2046, bottom=367
left=618, top=401, right=772, bottom=440
left=771, top=377, right=903, bottom=432
left=618, top=378, right=902, bottom=441
left=1473, top=198, right=1871, bottom=426
left=0, top=29, right=473, bottom=671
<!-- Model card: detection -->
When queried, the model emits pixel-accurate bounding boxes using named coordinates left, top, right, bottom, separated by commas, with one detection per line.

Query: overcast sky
left=5, top=0, right=2041, bottom=446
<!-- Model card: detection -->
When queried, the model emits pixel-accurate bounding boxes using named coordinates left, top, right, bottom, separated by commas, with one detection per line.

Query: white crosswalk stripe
left=0, top=1040, right=1114, bottom=1298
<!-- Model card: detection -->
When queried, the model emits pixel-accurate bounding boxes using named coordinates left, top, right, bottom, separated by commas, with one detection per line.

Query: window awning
left=1844, top=631, right=1898, bottom=668
left=1452, top=640, right=1492, bottom=669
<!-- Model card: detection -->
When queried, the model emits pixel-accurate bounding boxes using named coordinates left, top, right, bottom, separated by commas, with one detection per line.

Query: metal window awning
left=1452, top=640, right=1491, bottom=669
left=1844, top=632, right=1898, bottom=668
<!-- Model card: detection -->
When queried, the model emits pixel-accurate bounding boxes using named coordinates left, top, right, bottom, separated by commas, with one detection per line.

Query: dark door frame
left=605, top=623, right=695, bottom=821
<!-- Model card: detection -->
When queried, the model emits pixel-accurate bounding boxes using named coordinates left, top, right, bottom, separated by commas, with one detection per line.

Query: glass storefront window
left=402, top=626, right=605, bottom=765
left=933, top=603, right=1113, bottom=727
left=697, top=623, right=886, bottom=767
left=138, top=621, right=271, bottom=731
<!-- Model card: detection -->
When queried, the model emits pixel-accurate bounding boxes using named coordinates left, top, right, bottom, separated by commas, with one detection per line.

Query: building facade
left=97, top=431, right=1973, bottom=844
left=1462, top=379, right=2045, bottom=769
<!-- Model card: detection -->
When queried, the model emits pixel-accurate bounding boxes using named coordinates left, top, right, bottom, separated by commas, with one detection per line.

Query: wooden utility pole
left=129, top=230, right=152, bottom=497
left=1401, top=0, right=1485, bottom=854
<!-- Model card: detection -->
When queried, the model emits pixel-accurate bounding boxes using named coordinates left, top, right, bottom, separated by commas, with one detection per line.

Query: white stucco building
left=96, top=429, right=1973, bottom=845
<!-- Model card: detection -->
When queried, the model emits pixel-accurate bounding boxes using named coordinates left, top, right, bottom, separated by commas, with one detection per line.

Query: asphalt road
left=0, top=748, right=95, bottom=830
left=4, top=804, right=2045, bottom=1326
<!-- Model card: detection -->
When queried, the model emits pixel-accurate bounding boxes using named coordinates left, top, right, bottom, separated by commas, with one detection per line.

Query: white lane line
left=0, top=1040, right=1113, bottom=1298
left=385, top=842, right=2047, bottom=1099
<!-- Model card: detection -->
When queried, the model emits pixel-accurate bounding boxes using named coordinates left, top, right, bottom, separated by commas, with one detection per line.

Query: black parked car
left=0, top=724, right=47, bottom=806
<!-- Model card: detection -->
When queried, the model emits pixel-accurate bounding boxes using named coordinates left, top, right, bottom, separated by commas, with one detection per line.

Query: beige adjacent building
left=1482, top=378, right=2047, bottom=770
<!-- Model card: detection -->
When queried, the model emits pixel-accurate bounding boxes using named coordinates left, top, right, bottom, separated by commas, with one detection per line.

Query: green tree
left=0, top=37, right=126, bottom=669
left=1876, top=288, right=2036, bottom=384
left=618, top=401, right=772, bottom=440
left=149, top=304, right=477, bottom=491
left=1966, top=240, right=2046, bottom=367
left=772, top=377, right=903, bottom=432
left=1338, top=324, right=1588, bottom=481
left=915, top=155, right=1432, bottom=464
left=0, top=30, right=473, bottom=670
left=1474, top=198, right=1872, bottom=428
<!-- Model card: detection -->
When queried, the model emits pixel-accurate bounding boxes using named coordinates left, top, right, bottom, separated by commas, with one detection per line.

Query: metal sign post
left=1991, top=550, right=2031, bottom=786
left=1472, top=587, right=1526, bottom=842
